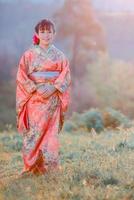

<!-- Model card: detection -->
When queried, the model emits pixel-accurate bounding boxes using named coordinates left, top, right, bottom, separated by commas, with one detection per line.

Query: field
left=1, top=127, right=134, bottom=200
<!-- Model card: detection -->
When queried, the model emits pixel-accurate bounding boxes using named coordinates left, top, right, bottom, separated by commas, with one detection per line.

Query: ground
left=0, top=127, right=134, bottom=200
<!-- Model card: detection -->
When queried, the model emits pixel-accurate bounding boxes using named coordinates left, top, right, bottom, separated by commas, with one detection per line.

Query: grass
left=1, top=127, right=134, bottom=200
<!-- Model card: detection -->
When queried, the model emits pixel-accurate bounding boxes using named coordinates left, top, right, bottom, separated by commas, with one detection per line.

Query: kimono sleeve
left=16, top=52, right=37, bottom=94
left=53, top=56, right=71, bottom=93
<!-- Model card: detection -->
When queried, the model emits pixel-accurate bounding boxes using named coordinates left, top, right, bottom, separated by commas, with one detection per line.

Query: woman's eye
left=40, top=31, right=51, bottom=34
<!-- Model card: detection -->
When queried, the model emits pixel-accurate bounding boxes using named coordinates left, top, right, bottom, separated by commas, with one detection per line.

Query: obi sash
left=30, top=71, right=59, bottom=78
left=29, top=71, right=60, bottom=84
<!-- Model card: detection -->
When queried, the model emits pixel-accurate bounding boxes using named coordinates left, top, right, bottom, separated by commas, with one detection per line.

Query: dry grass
left=1, top=127, right=134, bottom=200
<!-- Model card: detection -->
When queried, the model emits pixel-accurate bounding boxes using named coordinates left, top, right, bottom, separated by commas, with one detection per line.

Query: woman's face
left=37, top=26, right=55, bottom=46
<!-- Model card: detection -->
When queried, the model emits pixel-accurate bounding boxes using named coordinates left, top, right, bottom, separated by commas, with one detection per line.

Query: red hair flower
left=33, top=34, right=40, bottom=45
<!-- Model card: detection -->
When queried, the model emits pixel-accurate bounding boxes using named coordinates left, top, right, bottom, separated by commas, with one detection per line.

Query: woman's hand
left=36, top=83, right=57, bottom=98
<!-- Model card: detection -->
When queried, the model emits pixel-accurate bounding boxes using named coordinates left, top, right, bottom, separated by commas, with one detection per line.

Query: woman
left=16, top=19, right=71, bottom=176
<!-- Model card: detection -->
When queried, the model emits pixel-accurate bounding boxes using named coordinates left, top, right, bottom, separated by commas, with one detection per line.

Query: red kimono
left=16, top=44, right=71, bottom=175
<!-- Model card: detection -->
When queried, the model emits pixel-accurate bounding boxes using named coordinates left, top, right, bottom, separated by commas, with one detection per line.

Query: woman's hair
left=34, top=19, right=55, bottom=34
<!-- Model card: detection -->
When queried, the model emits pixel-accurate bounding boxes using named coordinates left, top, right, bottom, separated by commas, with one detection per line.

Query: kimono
left=16, top=44, right=71, bottom=175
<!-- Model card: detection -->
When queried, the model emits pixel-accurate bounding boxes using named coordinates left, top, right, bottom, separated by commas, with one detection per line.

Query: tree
left=53, top=0, right=106, bottom=80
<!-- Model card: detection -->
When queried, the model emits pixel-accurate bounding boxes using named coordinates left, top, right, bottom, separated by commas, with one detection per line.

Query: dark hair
left=35, top=19, right=55, bottom=34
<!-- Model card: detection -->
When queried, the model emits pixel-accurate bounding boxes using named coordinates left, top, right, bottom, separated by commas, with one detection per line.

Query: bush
left=63, top=120, right=77, bottom=132
left=0, top=134, right=22, bottom=152
left=103, top=107, right=132, bottom=129
left=80, top=108, right=104, bottom=132
left=64, top=107, right=133, bottom=134
left=64, top=108, right=104, bottom=133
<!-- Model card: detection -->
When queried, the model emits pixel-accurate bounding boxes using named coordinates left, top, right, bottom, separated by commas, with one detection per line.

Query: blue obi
left=31, top=71, right=60, bottom=78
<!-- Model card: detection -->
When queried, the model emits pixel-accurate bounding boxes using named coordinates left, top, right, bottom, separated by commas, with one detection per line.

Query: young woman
left=16, top=19, right=71, bottom=176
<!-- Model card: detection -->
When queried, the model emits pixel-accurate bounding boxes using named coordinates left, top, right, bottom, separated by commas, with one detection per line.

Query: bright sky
left=92, top=0, right=134, bottom=11
left=1, top=0, right=134, bottom=11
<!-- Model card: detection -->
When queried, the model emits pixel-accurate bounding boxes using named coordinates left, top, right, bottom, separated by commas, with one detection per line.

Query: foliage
left=86, top=53, right=134, bottom=117
left=64, top=108, right=104, bottom=133
left=103, top=107, right=133, bottom=129
left=64, top=107, right=133, bottom=133
left=0, top=81, right=16, bottom=131
left=54, top=0, right=106, bottom=78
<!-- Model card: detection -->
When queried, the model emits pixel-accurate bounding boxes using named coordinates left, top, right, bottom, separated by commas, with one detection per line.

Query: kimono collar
left=38, top=44, right=53, bottom=53
left=33, top=44, right=54, bottom=56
